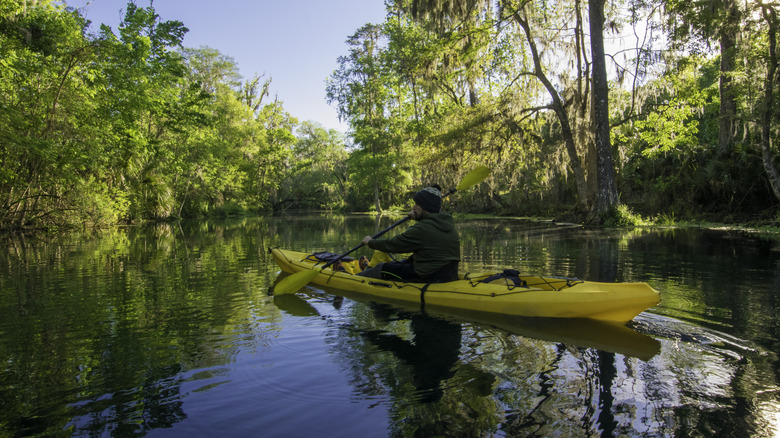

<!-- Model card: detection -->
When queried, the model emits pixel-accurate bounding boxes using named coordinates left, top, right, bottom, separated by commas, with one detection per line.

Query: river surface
left=1, top=215, right=779, bottom=437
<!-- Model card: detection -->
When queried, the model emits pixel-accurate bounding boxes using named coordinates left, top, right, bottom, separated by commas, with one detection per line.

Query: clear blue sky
left=62, top=0, right=389, bottom=132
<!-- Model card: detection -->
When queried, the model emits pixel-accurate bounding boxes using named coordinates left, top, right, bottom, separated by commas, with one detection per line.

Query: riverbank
left=3, top=206, right=779, bottom=237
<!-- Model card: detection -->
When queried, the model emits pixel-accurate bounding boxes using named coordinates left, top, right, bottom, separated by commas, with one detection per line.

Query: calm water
left=1, top=215, right=779, bottom=437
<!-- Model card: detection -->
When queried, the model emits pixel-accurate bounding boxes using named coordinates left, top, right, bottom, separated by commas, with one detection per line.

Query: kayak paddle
left=272, top=166, right=491, bottom=295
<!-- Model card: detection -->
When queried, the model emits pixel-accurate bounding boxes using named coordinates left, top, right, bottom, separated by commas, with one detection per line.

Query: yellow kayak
left=269, top=248, right=660, bottom=324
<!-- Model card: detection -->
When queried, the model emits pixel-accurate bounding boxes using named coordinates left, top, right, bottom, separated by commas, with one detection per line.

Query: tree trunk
left=761, top=6, right=780, bottom=202
left=718, top=0, right=740, bottom=155
left=512, top=10, right=589, bottom=210
left=588, top=0, right=619, bottom=220
left=373, top=182, right=383, bottom=213
left=574, top=0, right=592, bottom=210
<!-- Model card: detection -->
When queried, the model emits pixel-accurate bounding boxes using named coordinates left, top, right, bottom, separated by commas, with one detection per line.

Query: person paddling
left=357, top=185, right=460, bottom=283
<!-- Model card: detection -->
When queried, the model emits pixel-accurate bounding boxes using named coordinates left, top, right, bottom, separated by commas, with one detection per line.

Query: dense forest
left=2, top=0, right=780, bottom=230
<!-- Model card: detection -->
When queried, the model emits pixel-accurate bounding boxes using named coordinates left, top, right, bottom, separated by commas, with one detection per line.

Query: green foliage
left=209, top=204, right=250, bottom=218
left=276, top=121, right=349, bottom=210
left=0, top=2, right=310, bottom=229
left=656, top=212, right=677, bottom=226
left=630, top=58, right=707, bottom=158
left=3, top=0, right=780, bottom=230
left=74, top=177, right=132, bottom=226
left=0, top=1, right=104, bottom=228
left=603, top=204, right=651, bottom=227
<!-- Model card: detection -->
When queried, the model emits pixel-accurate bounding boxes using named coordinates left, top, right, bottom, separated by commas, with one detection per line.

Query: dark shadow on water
left=361, top=305, right=463, bottom=403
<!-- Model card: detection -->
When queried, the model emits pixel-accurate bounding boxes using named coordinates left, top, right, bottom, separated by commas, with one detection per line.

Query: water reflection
left=288, top=287, right=652, bottom=436
left=0, top=217, right=779, bottom=436
left=361, top=306, right=464, bottom=403
left=273, top=282, right=779, bottom=436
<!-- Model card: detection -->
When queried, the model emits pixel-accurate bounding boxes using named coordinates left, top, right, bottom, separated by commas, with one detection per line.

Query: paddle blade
left=273, top=269, right=320, bottom=295
left=456, top=166, right=491, bottom=191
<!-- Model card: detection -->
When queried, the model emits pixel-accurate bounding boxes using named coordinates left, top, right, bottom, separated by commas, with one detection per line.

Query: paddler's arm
left=361, top=209, right=415, bottom=247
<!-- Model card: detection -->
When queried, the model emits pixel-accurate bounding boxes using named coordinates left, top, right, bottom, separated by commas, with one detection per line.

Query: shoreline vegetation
left=6, top=208, right=779, bottom=240
left=2, top=2, right=779, bottom=233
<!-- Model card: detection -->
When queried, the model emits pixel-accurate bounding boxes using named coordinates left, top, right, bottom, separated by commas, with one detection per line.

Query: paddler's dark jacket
left=366, top=212, right=460, bottom=278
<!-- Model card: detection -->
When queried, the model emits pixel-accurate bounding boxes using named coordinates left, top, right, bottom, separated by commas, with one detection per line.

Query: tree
left=0, top=1, right=327, bottom=228
left=0, top=0, right=109, bottom=227
left=181, top=46, right=241, bottom=94
left=275, top=121, right=349, bottom=209
left=507, top=4, right=590, bottom=210
left=328, top=24, right=394, bottom=212
left=93, top=3, right=191, bottom=220
left=663, top=0, right=743, bottom=155
left=588, top=0, right=619, bottom=218
left=392, top=0, right=622, bottom=220
left=760, top=2, right=780, bottom=202
left=254, top=100, right=297, bottom=209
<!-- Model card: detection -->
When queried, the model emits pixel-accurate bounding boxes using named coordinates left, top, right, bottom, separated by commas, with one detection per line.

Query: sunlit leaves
left=635, top=58, right=710, bottom=149
left=636, top=98, right=700, bottom=158
left=0, top=1, right=303, bottom=227
left=277, top=121, right=349, bottom=209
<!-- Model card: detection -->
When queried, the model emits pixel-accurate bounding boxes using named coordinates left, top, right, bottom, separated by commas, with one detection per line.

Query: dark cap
left=413, top=186, right=442, bottom=213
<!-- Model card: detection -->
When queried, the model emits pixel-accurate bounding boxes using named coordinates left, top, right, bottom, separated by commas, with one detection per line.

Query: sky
left=61, top=0, right=389, bottom=132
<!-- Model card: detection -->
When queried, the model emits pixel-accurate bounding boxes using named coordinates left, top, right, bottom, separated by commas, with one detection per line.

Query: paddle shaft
left=320, top=187, right=457, bottom=270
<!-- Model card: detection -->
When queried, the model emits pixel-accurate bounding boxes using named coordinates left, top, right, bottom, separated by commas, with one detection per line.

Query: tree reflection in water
left=314, top=286, right=769, bottom=436
left=335, top=302, right=500, bottom=436
left=2, top=218, right=779, bottom=436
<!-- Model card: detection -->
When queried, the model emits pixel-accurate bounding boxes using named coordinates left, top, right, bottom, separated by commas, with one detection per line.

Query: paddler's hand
left=409, top=205, right=423, bottom=220
left=361, top=235, right=373, bottom=245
